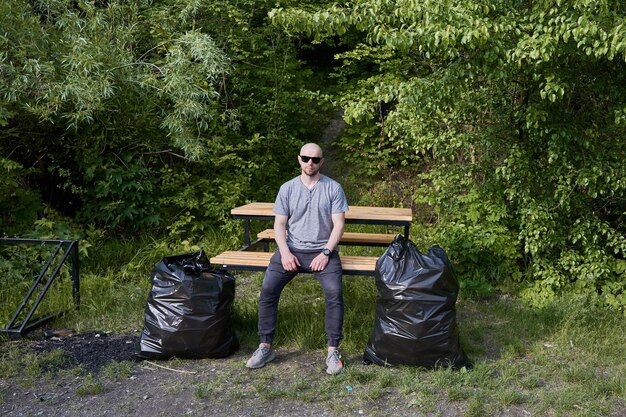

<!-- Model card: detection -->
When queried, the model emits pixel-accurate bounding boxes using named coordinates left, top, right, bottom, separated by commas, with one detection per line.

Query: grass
left=232, top=282, right=625, bottom=416
left=194, top=376, right=225, bottom=399
left=100, top=360, right=135, bottom=380
left=231, top=282, right=624, bottom=416
left=1, top=234, right=625, bottom=416
left=0, top=244, right=76, bottom=331
left=75, top=373, right=105, bottom=396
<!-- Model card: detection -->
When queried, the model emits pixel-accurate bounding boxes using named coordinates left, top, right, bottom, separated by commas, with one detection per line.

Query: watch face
left=323, top=248, right=331, bottom=256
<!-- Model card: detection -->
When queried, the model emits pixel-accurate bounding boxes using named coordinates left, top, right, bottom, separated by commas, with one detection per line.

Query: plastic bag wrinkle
left=363, top=235, right=470, bottom=369
left=136, top=250, right=239, bottom=360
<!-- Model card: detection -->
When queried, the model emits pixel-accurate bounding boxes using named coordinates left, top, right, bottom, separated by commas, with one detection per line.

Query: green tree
left=0, top=158, right=40, bottom=236
left=1, top=0, right=327, bottom=233
left=271, top=0, right=626, bottom=308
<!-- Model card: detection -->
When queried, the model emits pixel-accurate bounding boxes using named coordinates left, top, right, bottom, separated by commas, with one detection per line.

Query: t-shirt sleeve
left=273, top=183, right=290, bottom=216
left=332, top=184, right=349, bottom=214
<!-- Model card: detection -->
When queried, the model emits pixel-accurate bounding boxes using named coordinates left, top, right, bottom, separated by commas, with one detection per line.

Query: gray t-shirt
left=273, top=175, right=349, bottom=251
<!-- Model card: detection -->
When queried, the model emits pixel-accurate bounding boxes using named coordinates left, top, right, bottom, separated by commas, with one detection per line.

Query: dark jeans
left=258, top=250, right=344, bottom=347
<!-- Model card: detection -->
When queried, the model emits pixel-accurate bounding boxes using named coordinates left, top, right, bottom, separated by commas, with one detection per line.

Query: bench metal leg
left=1, top=239, right=80, bottom=337
left=243, top=219, right=251, bottom=247
left=70, top=241, right=80, bottom=308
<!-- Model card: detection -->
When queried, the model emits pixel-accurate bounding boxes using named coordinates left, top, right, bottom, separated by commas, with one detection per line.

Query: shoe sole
left=326, top=358, right=343, bottom=375
left=326, top=355, right=343, bottom=375
left=246, top=351, right=276, bottom=369
left=326, top=366, right=343, bottom=375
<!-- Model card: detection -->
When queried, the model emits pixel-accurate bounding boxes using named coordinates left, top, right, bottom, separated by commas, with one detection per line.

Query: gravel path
left=1, top=332, right=406, bottom=417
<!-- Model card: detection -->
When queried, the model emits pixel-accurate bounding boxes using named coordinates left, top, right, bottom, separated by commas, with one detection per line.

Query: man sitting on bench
left=245, top=142, right=349, bottom=375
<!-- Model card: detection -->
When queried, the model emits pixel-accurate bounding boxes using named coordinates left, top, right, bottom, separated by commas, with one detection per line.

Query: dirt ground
left=0, top=331, right=429, bottom=417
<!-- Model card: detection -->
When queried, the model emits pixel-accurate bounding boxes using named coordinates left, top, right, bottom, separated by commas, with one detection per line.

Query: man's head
left=298, top=143, right=324, bottom=177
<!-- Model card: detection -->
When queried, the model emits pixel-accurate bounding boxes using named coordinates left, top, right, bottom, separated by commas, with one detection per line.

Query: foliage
left=271, top=0, right=626, bottom=308
left=1, top=0, right=326, bottom=235
left=0, top=158, right=40, bottom=236
left=1, top=0, right=230, bottom=156
left=76, top=151, right=161, bottom=230
left=2, top=0, right=625, bottom=310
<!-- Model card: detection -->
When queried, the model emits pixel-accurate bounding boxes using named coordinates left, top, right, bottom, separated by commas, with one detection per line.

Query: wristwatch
left=322, top=248, right=332, bottom=256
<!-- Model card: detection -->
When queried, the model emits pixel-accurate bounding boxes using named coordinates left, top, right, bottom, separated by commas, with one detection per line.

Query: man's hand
left=309, top=252, right=329, bottom=272
left=281, top=251, right=301, bottom=272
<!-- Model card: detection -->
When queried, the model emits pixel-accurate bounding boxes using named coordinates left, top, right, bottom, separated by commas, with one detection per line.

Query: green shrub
left=0, top=158, right=40, bottom=236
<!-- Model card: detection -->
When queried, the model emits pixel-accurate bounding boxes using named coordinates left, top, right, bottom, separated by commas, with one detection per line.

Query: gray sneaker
left=326, top=349, right=344, bottom=375
left=246, top=344, right=276, bottom=369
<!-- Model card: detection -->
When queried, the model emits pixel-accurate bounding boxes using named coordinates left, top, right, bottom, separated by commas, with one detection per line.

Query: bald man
left=246, top=143, right=349, bottom=375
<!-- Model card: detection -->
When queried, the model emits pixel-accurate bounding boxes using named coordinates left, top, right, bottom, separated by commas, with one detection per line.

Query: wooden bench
left=212, top=202, right=411, bottom=276
left=209, top=251, right=378, bottom=276
left=232, top=202, right=412, bottom=247
left=256, top=229, right=396, bottom=247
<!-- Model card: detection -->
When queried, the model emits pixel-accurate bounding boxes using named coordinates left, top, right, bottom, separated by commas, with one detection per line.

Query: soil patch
left=1, top=332, right=363, bottom=417
left=30, top=331, right=138, bottom=374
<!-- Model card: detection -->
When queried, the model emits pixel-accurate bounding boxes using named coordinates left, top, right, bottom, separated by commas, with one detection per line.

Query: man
left=246, top=143, right=349, bottom=375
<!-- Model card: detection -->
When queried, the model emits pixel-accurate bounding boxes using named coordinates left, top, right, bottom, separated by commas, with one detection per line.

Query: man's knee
left=260, top=278, right=282, bottom=300
left=322, top=285, right=343, bottom=304
left=322, top=272, right=342, bottom=293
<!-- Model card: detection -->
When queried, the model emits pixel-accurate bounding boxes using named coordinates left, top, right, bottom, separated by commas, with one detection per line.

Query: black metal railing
left=0, top=238, right=80, bottom=337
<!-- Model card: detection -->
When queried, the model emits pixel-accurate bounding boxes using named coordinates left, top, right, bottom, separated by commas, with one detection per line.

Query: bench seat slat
left=210, top=251, right=378, bottom=275
left=231, top=203, right=412, bottom=222
left=257, top=229, right=395, bottom=246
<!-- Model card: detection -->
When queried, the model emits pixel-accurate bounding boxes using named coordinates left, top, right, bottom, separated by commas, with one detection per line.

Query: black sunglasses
left=300, top=155, right=322, bottom=164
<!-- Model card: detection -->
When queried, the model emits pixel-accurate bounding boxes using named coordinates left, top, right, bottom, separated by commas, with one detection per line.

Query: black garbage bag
left=363, top=235, right=470, bottom=369
left=136, top=250, right=239, bottom=359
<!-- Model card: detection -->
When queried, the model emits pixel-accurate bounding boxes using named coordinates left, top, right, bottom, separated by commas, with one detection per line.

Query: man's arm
left=309, top=212, right=345, bottom=272
left=274, top=214, right=300, bottom=272
left=325, top=212, right=345, bottom=252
